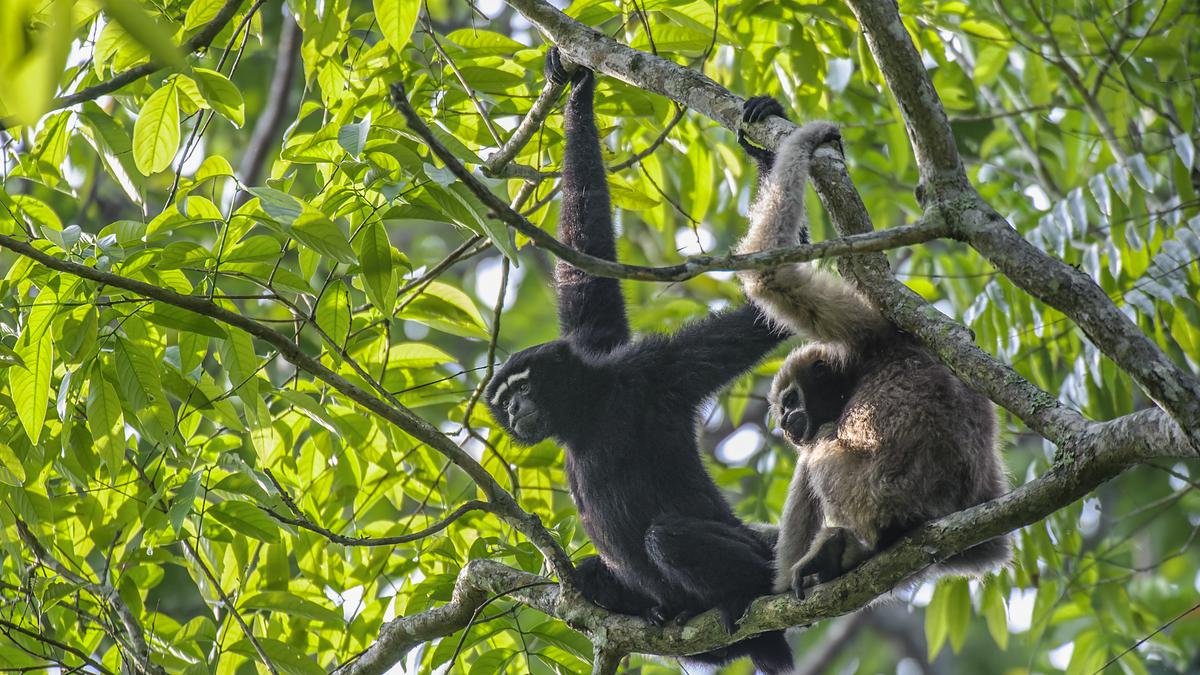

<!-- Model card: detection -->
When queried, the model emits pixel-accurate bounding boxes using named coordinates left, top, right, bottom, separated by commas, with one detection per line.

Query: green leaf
left=219, top=329, right=259, bottom=401
left=1023, top=54, right=1051, bottom=107
left=113, top=337, right=163, bottom=410
left=192, top=68, right=245, bottom=127
left=338, top=113, right=371, bottom=158
left=101, top=0, right=185, bottom=68
left=145, top=302, right=228, bottom=338
left=133, top=81, right=181, bottom=175
left=358, top=221, right=397, bottom=315
left=209, top=500, right=279, bottom=542
left=240, top=591, right=343, bottom=624
left=402, top=281, right=489, bottom=339
left=183, top=0, right=226, bottom=33
left=982, top=577, right=1009, bottom=649
left=945, top=576, right=971, bottom=652
left=291, top=212, right=357, bottom=264
left=374, top=0, right=420, bottom=54
left=248, top=186, right=304, bottom=225
left=316, top=280, right=351, bottom=348
left=86, top=374, right=124, bottom=473
left=925, top=578, right=952, bottom=660
left=12, top=285, right=58, bottom=445
left=230, top=637, right=323, bottom=675
left=0, top=442, right=26, bottom=487
left=168, top=473, right=202, bottom=533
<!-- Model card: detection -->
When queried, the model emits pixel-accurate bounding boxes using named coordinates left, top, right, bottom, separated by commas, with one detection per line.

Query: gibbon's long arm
left=642, top=304, right=787, bottom=404
left=551, top=50, right=630, bottom=353
left=737, top=124, right=891, bottom=347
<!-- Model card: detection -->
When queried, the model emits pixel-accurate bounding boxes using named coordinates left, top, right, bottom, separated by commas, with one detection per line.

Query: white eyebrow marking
left=490, top=368, right=530, bottom=404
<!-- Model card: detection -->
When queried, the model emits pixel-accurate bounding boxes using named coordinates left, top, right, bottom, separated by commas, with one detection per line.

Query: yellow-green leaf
left=373, top=0, right=419, bottom=54
left=0, top=442, right=26, bottom=486
left=100, top=0, right=185, bottom=69
left=358, top=221, right=397, bottom=315
left=316, top=280, right=351, bottom=348
left=133, top=81, right=181, bottom=175
left=193, top=67, right=245, bottom=127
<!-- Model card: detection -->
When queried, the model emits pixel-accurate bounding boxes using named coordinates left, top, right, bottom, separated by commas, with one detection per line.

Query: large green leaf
left=132, top=81, right=181, bottom=175
left=373, top=0, right=419, bottom=54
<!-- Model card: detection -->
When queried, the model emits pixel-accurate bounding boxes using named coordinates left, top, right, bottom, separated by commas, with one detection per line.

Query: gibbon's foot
left=645, top=605, right=670, bottom=627
left=737, top=95, right=787, bottom=161
left=791, top=527, right=872, bottom=597
left=545, top=46, right=591, bottom=87
left=798, top=120, right=845, bottom=158
left=715, top=596, right=754, bottom=634
left=793, top=572, right=821, bottom=600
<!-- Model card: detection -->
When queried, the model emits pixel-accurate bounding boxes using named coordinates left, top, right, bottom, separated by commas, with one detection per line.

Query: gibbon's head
left=485, top=340, right=580, bottom=445
left=769, top=345, right=856, bottom=445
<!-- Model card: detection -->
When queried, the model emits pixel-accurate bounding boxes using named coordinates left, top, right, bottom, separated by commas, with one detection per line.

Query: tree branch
left=48, top=0, right=249, bottom=112
left=14, top=518, right=163, bottom=675
left=390, top=82, right=952, bottom=282
left=0, top=233, right=574, bottom=579
left=842, top=0, right=1200, bottom=452
left=338, top=400, right=1191, bottom=674
left=262, top=467, right=495, bottom=546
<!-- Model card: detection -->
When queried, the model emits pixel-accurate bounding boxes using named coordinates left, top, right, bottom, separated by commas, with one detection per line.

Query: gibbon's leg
left=790, top=526, right=873, bottom=599
left=571, top=556, right=658, bottom=616
left=546, top=47, right=630, bottom=353
left=644, top=516, right=776, bottom=633
left=773, top=468, right=823, bottom=593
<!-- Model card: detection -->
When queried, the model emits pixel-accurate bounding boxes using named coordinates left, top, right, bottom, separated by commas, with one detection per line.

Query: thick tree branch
left=339, top=402, right=1190, bottom=674
left=497, top=0, right=1200, bottom=452
left=0, top=233, right=573, bottom=579
left=806, top=147, right=1089, bottom=447
left=843, top=0, right=1200, bottom=452
left=48, top=0, right=249, bottom=112
left=391, top=83, right=951, bottom=282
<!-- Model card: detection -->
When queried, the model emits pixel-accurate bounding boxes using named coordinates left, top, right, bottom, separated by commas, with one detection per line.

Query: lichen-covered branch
left=843, top=0, right=1200, bottom=452
left=336, top=402, right=1189, bottom=674
left=0, top=232, right=574, bottom=579
left=391, top=83, right=951, bottom=282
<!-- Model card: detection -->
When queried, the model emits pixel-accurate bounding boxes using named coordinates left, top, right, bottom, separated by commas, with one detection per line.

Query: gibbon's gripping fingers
left=791, top=526, right=872, bottom=598
left=545, top=46, right=591, bottom=88
left=737, top=95, right=787, bottom=166
left=572, top=556, right=658, bottom=616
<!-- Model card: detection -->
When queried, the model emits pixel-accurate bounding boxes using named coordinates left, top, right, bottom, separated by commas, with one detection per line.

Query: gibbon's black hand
left=737, top=95, right=786, bottom=169
left=545, top=46, right=591, bottom=88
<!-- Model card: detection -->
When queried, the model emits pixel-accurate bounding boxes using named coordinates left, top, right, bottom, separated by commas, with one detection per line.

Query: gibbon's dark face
left=485, top=341, right=575, bottom=445
left=771, top=349, right=853, bottom=445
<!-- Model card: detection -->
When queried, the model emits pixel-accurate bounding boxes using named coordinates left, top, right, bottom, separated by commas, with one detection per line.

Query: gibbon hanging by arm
left=484, top=50, right=794, bottom=674
left=735, top=97, right=1011, bottom=598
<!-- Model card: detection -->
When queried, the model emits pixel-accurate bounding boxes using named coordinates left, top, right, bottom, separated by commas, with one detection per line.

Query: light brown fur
left=739, top=123, right=1010, bottom=595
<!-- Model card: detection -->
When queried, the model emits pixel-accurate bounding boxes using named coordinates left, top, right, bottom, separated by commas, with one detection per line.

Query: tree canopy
left=1, top=0, right=1198, bottom=673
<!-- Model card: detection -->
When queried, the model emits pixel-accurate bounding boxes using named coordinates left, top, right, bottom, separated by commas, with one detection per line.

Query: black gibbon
left=484, top=50, right=793, bottom=673
left=735, top=96, right=1010, bottom=598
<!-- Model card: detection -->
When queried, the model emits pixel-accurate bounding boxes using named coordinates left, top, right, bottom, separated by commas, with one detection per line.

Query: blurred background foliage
left=0, top=0, right=1198, bottom=672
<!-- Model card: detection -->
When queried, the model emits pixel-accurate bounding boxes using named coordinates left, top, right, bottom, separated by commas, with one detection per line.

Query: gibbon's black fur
left=735, top=97, right=1011, bottom=598
left=484, top=50, right=793, bottom=674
